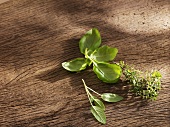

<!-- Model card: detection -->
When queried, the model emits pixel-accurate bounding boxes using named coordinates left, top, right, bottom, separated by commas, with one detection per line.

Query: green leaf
left=79, top=28, right=101, bottom=54
left=62, top=58, right=88, bottom=72
left=93, top=99, right=105, bottom=110
left=91, top=45, right=118, bottom=62
left=90, top=106, right=106, bottom=124
left=90, top=96, right=98, bottom=103
left=101, top=93, right=123, bottom=102
left=90, top=96, right=105, bottom=110
left=151, top=71, right=162, bottom=78
left=93, top=62, right=122, bottom=83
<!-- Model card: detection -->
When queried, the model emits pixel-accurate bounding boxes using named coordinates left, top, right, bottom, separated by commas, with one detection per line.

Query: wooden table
left=0, top=0, right=169, bottom=126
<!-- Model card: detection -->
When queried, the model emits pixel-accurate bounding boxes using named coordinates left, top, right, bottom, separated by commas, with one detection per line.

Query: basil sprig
left=62, top=28, right=121, bottom=83
left=82, top=79, right=123, bottom=124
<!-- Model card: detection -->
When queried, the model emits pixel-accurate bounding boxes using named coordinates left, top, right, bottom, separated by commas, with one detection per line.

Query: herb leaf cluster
left=62, top=28, right=121, bottom=83
left=119, top=61, right=162, bottom=100
left=82, top=79, right=123, bottom=124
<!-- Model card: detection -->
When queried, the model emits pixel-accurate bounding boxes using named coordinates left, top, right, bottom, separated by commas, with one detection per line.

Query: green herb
left=82, top=79, right=123, bottom=124
left=62, top=58, right=88, bottom=72
left=61, top=28, right=162, bottom=124
left=92, top=98, right=105, bottom=110
left=79, top=28, right=101, bottom=55
left=62, top=28, right=121, bottom=83
left=62, top=28, right=162, bottom=99
left=119, top=61, right=162, bottom=100
left=90, top=106, right=106, bottom=124
left=62, top=28, right=162, bottom=100
left=91, top=45, right=118, bottom=62
left=93, top=62, right=121, bottom=83
left=101, top=93, right=123, bottom=102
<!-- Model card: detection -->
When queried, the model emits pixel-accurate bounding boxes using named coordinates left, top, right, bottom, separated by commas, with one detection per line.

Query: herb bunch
left=62, top=28, right=121, bottom=83
left=119, top=61, right=162, bottom=100
left=62, top=28, right=162, bottom=124
left=82, top=79, right=123, bottom=124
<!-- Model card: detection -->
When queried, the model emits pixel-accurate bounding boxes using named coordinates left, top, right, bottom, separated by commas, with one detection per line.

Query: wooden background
left=0, top=0, right=169, bottom=126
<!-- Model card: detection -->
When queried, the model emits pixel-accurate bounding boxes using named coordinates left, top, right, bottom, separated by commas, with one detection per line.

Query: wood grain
left=0, top=0, right=170, bottom=126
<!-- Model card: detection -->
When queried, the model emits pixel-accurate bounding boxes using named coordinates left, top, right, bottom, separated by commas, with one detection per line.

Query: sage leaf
left=93, top=99, right=105, bottom=110
left=62, top=58, right=87, bottom=72
left=91, top=45, right=118, bottom=62
left=90, top=106, right=106, bottom=124
left=79, top=28, right=101, bottom=55
left=93, top=62, right=122, bottom=83
left=101, top=93, right=123, bottom=102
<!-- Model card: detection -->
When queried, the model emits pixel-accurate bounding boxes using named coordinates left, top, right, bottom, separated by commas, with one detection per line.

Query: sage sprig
left=82, top=79, right=123, bottom=124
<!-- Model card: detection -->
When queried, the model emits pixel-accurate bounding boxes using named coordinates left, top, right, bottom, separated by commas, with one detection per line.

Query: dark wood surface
left=0, top=0, right=170, bottom=126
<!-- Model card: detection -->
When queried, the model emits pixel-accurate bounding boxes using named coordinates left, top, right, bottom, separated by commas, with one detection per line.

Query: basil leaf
left=93, top=62, right=122, bottom=83
left=62, top=58, right=87, bottom=72
left=90, top=106, right=106, bottom=124
left=93, top=99, right=105, bottom=110
left=79, top=28, right=101, bottom=54
left=91, top=45, right=118, bottom=62
left=101, top=93, right=123, bottom=102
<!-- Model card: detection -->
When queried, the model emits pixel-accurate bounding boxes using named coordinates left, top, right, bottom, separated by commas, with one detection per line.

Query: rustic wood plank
left=0, top=0, right=169, bottom=126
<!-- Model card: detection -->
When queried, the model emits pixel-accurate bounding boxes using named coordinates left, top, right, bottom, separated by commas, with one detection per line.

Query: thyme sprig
left=119, top=61, right=162, bottom=100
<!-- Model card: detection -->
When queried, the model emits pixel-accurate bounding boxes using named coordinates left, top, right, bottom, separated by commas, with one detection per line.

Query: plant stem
left=85, top=49, right=98, bottom=67
left=82, top=79, right=93, bottom=106
left=88, top=56, right=98, bottom=66
left=87, top=86, right=101, bottom=96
